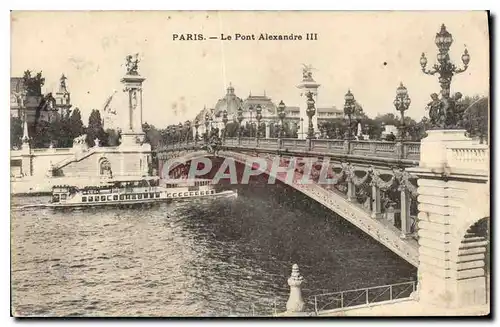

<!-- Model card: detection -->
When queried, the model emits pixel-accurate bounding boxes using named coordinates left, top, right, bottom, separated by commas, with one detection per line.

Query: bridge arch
left=158, top=149, right=419, bottom=266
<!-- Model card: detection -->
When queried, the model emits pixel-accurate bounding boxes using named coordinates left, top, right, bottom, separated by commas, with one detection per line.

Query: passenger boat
left=46, top=177, right=236, bottom=209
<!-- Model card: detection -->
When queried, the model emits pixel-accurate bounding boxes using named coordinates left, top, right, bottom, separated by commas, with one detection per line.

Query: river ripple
left=11, top=183, right=416, bottom=317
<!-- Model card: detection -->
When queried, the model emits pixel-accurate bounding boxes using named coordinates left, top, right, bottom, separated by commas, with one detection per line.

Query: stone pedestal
left=419, top=129, right=476, bottom=169
left=408, top=129, right=489, bottom=309
left=286, top=264, right=305, bottom=313
left=120, top=73, right=146, bottom=147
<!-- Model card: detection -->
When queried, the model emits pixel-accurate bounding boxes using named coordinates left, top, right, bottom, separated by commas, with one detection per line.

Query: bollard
left=286, top=264, right=305, bottom=313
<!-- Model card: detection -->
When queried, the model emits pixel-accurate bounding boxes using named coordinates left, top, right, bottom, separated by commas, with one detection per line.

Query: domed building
left=194, top=67, right=344, bottom=139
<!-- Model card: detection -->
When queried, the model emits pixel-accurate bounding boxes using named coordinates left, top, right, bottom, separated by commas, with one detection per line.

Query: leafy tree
left=10, top=116, right=23, bottom=149
left=224, top=122, right=239, bottom=137
left=105, top=128, right=121, bottom=146
left=31, top=120, right=51, bottom=148
left=86, top=109, right=108, bottom=147
left=143, top=122, right=162, bottom=148
left=68, top=108, right=85, bottom=141
left=462, top=95, right=489, bottom=143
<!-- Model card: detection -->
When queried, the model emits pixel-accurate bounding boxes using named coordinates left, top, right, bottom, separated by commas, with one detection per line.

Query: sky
left=11, top=11, right=489, bottom=128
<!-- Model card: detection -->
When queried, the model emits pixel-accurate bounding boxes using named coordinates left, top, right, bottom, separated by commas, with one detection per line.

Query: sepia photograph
left=10, top=10, right=490, bottom=317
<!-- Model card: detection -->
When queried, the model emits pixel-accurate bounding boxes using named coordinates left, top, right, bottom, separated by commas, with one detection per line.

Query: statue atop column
left=125, top=53, right=140, bottom=75
left=301, top=64, right=315, bottom=82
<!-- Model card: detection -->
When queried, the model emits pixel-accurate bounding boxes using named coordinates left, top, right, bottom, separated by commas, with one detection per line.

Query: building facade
left=10, top=71, right=72, bottom=123
left=195, top=66, right=344, bottom=139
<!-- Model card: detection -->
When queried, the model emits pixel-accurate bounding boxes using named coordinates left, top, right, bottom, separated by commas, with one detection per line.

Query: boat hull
left=46, top=190, right=237, bottom=210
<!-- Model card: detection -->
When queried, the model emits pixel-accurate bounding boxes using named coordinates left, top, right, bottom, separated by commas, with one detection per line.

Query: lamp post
left=237, top=106, right=244, bottom=140
left=185, top=120, right=191, bottom=145
left=177, top=122, right=183, bottom=145
left=255, top=105, right=262, bottom=142
left=300, top=118, right=304, bottom=139
left=277, top=100, right=286, bottom=138
left=420, top=24, right=470, bottom=129
left=204, top=112, right=210, bottom=141
left=222, top=109, right=228, bottom=140
left=343, top=90, right=356, bottom=140
left=249, top=105, right=254, bottom=137
left=194, top=118, right=199, bottom=145
left=305, top=92, right=316, bottom=139
left=393, top=82, right=411, bottom=141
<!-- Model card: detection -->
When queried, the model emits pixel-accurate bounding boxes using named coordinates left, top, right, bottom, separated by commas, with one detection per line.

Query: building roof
left=213, top=83, right=244, bottom=116
left=317, top=106, right=342, bottom=113
left=285, top=106, right=300, bottom=113
left=241, top=94, right=277, bottom=115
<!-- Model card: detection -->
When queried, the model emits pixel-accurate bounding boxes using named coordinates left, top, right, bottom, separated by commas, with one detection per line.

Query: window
left=113, top=195, right=118, bottom=201
left=120, top=195, right=124, bottom=200
left=95, top=196, right=99, bottom=202
left=144, top=193, right=148, bottom=199
left=131, top=194, right=137, bottom=200
left=155, top=193, right=160, bottom=198
left=150, top=193, right=154, bottom=198
left=126, top=195, right=130, bottom=200
left=52, top=194, right=60, bottom=203
left=101, top=196, right=106, bottom=201
left=61, top=194, right=67, bottom=200
left=107, top=195, right=112, bottom=201
left=184, top=192, right=188, bottom=197
left=172, top=193, right=176, bottom=197
left=138, top=194, right=142, bottom=199
left=82, top=196, right=87, bottom=202
left=89, top=196, right=93, bottom=202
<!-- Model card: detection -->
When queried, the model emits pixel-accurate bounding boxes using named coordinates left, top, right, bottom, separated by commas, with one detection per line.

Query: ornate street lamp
left=420, top=24, right=470, bottom=129
left=343, top=90, right=355, bottom=140
left=177, top=122, right=183, bottom=144
left=248, top=105, right=254, bottom=137
left=194, top=118, right=199, bottom=144
left=237, top=106, right=244, bottom=139
left=204, top=111, right=210, bottom=141
left=185, top=120, right=191, bottom=144
left=277, top=100, right=286, bottom=138
left=305, top=92, right=316, bottom=139
left=393, top=82, right=411, bottom=141
left=222, top=109, right=228, bottom=140
left=255, top=105, right=262, bottom=140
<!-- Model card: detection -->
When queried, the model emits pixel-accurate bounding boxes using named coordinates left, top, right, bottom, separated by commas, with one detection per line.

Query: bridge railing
left=310, top=281, right=416, bottom=315
left=216, top=137, right=420, bottom=160
left=158, top=137, right=421, bottom=160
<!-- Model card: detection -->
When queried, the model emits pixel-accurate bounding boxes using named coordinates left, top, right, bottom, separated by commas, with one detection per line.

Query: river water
left=11, top=183, right=416, bottom=317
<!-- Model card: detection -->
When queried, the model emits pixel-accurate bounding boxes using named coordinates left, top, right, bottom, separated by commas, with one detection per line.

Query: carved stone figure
left=426, top=93, right=441, bottom=126
left=125, top=53, right=140, bottom=75
left=301, top=64, right=314, bottom=81
left=94, top=138, right=100, bottom=148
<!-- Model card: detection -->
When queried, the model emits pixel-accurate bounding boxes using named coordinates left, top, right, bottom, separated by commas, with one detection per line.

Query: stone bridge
left=156, top=132, right=490, bottom=309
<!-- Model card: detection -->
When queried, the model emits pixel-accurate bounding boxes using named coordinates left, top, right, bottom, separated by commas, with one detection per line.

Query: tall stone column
left=399, top=187, right=411, bottom=238
left=347, top=180, right=355, bottom=202
left=120, top=55, right=146, bottom=148
left=265, top=122, right=270, bottom=138
left=371, top=183, right=381, bottom=218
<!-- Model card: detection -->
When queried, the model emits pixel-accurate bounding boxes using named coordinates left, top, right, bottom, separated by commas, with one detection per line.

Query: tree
left=10, top=116, right=23, bottom=149
left=68, top=108, right=85, bottom=141
left=106, top=128, right=121, bottom=146
left=224, top=122, right=239, bottom=137
left=86, top=109, right=107, bottom=147
left=143, top=122, right=162, bottom=148
left=462, top=95, right=489, bottom=143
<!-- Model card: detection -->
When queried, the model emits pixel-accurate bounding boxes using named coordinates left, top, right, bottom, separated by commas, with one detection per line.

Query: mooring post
left=286, top=264, right=305, bottom=314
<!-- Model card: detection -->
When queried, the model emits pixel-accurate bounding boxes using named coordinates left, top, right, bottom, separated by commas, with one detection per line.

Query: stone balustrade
left=446, top=144, right=489, bottom=172
left=161, top=137, right=421, bottom=160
